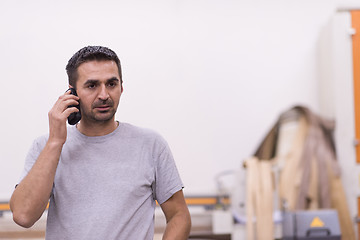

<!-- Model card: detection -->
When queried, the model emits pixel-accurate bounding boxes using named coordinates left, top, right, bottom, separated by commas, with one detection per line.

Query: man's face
left=74, top=60, right=123, bottom=123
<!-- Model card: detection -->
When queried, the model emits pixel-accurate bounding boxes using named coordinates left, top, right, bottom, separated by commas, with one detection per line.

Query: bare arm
left=160, top=190, right=191, bottom=240
left=10, top=91, right=79, bottom=228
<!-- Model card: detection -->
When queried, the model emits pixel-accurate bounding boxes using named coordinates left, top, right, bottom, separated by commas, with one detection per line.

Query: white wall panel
left=0, top=0, right=339, bottom=199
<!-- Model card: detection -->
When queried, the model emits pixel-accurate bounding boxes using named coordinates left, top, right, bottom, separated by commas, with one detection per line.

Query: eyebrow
left=83, top=77, right=120, bottom=86
left=83, top=79, right=99, bottom=86
left=107, top=77, right=120, bottom=83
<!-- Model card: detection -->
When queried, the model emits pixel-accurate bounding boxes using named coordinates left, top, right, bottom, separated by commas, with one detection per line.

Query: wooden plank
left=278, top=116, right=308, bottom=211
left=329, top=166, right=356, bottom=240
left=245, top=157, right=258, bottom=240
left=257, top=161, right=273, bottom=240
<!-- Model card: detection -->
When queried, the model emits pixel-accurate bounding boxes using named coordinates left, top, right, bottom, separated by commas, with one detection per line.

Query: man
left=10, top=46, right=191, bottom=239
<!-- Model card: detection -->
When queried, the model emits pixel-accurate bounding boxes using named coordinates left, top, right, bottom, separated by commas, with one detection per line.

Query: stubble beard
left=81, top=100, right=119, bottom=124
left=91, top=110, right=116, bottom=122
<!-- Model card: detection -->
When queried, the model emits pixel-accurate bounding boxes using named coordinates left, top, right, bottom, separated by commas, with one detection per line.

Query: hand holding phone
left=67, top=88, right=81, bottom=125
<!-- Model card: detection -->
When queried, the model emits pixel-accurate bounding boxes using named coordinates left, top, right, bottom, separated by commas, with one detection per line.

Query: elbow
left=10, top=194, right=46, bottom=228
left=12, top=211, right=36, bottom=228
left=10, top=201, right=37, bottom=228
left=10, top=194, right=39, bottom=228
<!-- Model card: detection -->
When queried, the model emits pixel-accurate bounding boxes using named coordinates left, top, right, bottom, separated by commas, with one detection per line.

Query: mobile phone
left=67, top=88, right=81, bottom=125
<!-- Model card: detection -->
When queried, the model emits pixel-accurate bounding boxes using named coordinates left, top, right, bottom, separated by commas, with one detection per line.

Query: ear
left=69, top=84, right=74, bottom=89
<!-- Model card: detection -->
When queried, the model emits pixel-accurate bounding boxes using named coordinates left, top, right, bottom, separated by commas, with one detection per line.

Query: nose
left=98, top=85, right=109, bottom=100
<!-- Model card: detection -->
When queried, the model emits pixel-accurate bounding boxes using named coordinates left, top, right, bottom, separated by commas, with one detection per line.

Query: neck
left=76, top=119, right=119, bottom=136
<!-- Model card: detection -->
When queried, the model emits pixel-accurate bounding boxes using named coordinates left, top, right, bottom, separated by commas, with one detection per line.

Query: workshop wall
left=0, top=0, right=343, bottom=199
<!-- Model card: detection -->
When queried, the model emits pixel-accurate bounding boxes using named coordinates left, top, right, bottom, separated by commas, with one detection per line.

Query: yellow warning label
left=310, top=217, right=325, bottom=227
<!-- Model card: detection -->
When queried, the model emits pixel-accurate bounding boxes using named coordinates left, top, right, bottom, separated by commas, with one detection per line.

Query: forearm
left=10, top=141, right=63, bottom=228
left=162, top=211, right=191, bottom=240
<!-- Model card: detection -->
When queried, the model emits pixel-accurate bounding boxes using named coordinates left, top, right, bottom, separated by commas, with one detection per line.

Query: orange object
left=0, top=203, right=10, bottom=211
left=352, top=11, right=360, bottom=239
left=0, top=197, right=229, bottom=213
left=352, top=10, right=360, bottom=164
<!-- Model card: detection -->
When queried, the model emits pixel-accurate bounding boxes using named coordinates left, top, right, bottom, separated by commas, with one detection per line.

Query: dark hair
left=66, top=46, right=122, bottom=88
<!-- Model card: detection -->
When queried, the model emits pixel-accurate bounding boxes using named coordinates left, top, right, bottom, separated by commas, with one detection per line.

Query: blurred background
left=1, top=0, right=360, bottom=239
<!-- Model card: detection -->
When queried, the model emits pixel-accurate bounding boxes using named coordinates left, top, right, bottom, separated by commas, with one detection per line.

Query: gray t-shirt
left=20, top=122, right=184, bottom=240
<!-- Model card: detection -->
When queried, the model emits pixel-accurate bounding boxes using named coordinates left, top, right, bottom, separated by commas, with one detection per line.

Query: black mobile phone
left=67, top=88, right=81, bottom=125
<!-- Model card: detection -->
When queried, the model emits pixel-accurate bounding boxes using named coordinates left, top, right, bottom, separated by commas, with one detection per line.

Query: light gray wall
left=0, top=0, right=340, bottom=199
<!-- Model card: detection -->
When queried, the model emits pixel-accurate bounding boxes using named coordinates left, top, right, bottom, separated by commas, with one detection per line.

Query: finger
left=54, top=99, right=78, bottom=112
left=55, top=94, right=79, bottom=106
left=53, top=97, right=78, bottom=111
left=63, top=107, right=80, bottom=118
left=63, top=98, right=79, bottom=106
left=62, top=91, right=79, bottom=100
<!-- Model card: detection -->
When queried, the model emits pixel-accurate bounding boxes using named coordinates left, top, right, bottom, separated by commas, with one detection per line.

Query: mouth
left=94, top=105, right=111, bottom=112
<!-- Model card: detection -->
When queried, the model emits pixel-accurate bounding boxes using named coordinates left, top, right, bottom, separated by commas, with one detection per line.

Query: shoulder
left=31, top=133, right=49, bottom=150
left=119, top=122, right=164, bottom=140
left=31, top=125, right=74, bottom=150
left=119, top=122, right=169, bottom=148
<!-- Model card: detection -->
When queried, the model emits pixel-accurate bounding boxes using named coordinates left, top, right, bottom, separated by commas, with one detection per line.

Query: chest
left=54, top=139, right=156, bottom=202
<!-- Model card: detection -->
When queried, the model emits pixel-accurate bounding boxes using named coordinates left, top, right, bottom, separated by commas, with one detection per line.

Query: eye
left=107, top=81, right=118, bottom=87
left=88, top=84, right=96, bottom=89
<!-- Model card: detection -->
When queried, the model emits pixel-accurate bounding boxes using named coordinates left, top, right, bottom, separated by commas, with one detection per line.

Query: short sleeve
left=153, top=139, right=184, bottom=205
left=18, top=135, right=47, bottom=183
